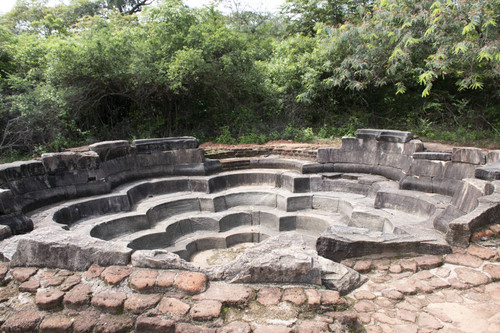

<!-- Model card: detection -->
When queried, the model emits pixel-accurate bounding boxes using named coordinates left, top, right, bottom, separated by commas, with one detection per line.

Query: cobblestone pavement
left=1, top=227, right=500, bottom=332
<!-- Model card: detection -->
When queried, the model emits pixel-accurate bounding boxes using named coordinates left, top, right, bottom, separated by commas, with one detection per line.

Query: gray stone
left=209, top=234, right=323, bottom=285
left=452, top=147, right=485, bottom=165
left=10, top=229, right=132, bottom=271
left=317, top=225, right=451, bottom=262
left=451, top=178, right=494, bottom=213
left=0, top=213, right=33, bottom=235
left=412, top=152, right=452, bottom=161
left=132, top=137, right=199, bottom=154
left=487, top=150, right=500, bottom=163
left=475, top=162, right=500, bottom=181
left=318, top=256, right=367, bottom=295
left=131, top=249, right=200, bottom=271
left=89, top=140, right=130, bottom=162
left=42, top=151, right=100, bottom=174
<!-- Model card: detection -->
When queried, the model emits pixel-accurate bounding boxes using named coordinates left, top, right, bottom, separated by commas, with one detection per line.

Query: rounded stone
left=354, top=290, right=376, bottom=300
left=135, top=315, right=175, bottom=332
left=130, top=269, right=158, bottom=291
left=63, top=283, right=92, bottom=308
left=91, top=292, right=127, bottom=313
left=353, top=260, right=372, bottom=273
left=39, top=314, right=73, bottom=333
left=353, top=300, right=377, bottom=312
left=414, top=256, right=442, bottom=270
left=60, top=275, right=81, bottom=291
left=11, top=267, right=38, bottom=282
left=257, top=286, right=282, bottom=306
left=484, top=264, right=500, bottom=281
left=2, top=311, right=44, bottom=332
left=190, top=300, right=222, bottom=320
left=444, top=253, right=483, bottom=268
left=319, top=290, right=342, bottom=305
left=174, top=271, right=207, bottom=294
left=158, top=297, right=190, bottom=316
left=100, top=266, right=133, bottom=285
left=124, top=293, right=161, bottom=314
left=455, top=268, right=489, bottom=286
left=468, top=244, right=496, bottom=260
left=36, top=289, right=65, bottom=309
left=85, top=264, right=104, bottom=279
left=19, top=279, right=40, bottom=293
left=297, top=320, right=329, bottom=333
left=218, top=321, right=251, bottom=333
left=305, top=289, right=321, bottom=305
left=282, top=287, right=306, bottom=305
left=94, top=314, right=134, bottom=333
left=157, top=270, right=176, bottom=288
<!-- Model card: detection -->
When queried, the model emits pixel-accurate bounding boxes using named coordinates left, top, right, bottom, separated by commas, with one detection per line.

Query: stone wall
left=0, top=138, right=221, bottom=239
left=317, top=129, right=500, bottom=246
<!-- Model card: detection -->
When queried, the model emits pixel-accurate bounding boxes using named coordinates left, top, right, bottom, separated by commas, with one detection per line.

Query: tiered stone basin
left=1, top=131, right=499, bottom=290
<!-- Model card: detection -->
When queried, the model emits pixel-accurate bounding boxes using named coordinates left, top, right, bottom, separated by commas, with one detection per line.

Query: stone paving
left=0, top=226, right=499, bottom=332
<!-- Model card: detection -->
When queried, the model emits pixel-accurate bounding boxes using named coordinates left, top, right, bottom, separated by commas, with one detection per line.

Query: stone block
left=403, top=140, right=425, bottom=155
left=132, top=137, right=199, bottom=154
left=317, top=225, right=451, bottom=262
left=377, top=141, right=404, bottom=154
left=377, top=153, right=411, bottom=171
left=452, top=147, right=485, bottom=165
left=443, top=162, right=476, bottom=180
left=431, top=178, right=462, bottom=196
left=89, top=140, right=130, bottom=162
left=374, top=191, right=436, bottom=217
left=378, top=129, right=414, bottom=143
left=317, top=148, right=333, bottom=163
left=371, top=165, right=406, bottom=181
left=400, top=176, right=433, bottom=193
left=475, top=162, right=500, bottom=181
left=0, top=189, right=18, bottom=214
left=7, top=176, right=50, bottom=195
left=356, top=128, right=381, bottom=140
left=0, top=160, right=46, bottom=185
left=312, top=195, right=340, bottom=213
left=0, top=213, right=33, bottom=235
left=409, top=159, right=444, bottom=178
left=412, top=152, right=452, bottom=161
left=340, top=137, right=362, bottom=150
left=487, top=150, right=500, bottom=163
left=329, top=149, right=377, bottom=165
left=451, top=178, right=494, bottom=213
left=42, top=151, right=99, bottom=174
left=348, top=211, right=392, bottom=232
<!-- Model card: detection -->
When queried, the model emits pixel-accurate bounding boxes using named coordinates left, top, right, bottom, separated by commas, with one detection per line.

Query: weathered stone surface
left=381, top=289, right=404, bottom=300
left=468, top=244, right=496, bottom=259
left=475, top=162, right=500, bottom=181
left=2, top=311, right=44, bottom=332
left=176, top=323, right=217, bottom=333
left=158, top=297, right=190, bottom=316
left=190, top=300, right=222, bottom=320
left=91, top=292, right=127, bottom=313
left=451, top=147, right=485, bottom=165
left=353, top=260, right=372, bottom=273
left=455, top=268, right=489, bottom=286
left=399, top=259, right=418, bottom=272
left=252, top=326, right=293, bottom=333
left=174, top=271, right=207, bottom=293
left=63, top=283, right=92, bottom=308
left=86, top=264, right=105, bottom=279
left=43, top=276, right=65, bottom=287
left=130, top=269, right=158, bottom=291
left=282, top=287, right=306, bottom=305
left=42, top=151, right=100, bottom=173
left=319, top=290, right=342, bottom=305
left=414, top=255, right=442, bottom=270
left=483, top=264, right=500, bottom=281
left=353, top=300, right=377, bottom=312
left=157, top=270, right=176, bottom=288
left=124, top=293, right=161, bottom=314
left=0, top=213, right=33, bottom=236
left=39, top=314, right=73, bottom=333
left=89, top=140, right=130, bottom=162
left=257, top=287, right=282, bottom=306
left=445, top=253, right=483, bottom=267
left=94, top=314, right=133, bottom=333
left=193, top=284, right=254, bottom=306
left=418, top=313, right=443, bottom=330
left=100, top=266, right=133, bottom=285
left=72, top=311, right=99, bottom=333
left=209, top=234, right=322, bottom=286
left=317, top=226, right=450, bottom=264
left=131, top=250, right=198, bottom=271
left=297, top=320, right=329, bottom=333
left=413, top=152, right=452, bottom=161
left=10, top=233, right=132, bottom=271
left=19, top=279, right=40, bottom=292
left=218, top=321, right=251, bottom=333
left=132, top=137, right=199, bottom=154
left=305, top=289, right=321, bottom=305
left=353, top=290, right=376, bottom=300
left=60, top=275, right=81, bottom=291
left=11, top=267, right=38, bottom=282
left=36, top=289, right=65, bottom=309
left=135, top=315, right=175, bottom=333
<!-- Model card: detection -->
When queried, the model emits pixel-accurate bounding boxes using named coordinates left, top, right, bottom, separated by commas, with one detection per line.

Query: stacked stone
left=0, top=137, right=221, bottom=242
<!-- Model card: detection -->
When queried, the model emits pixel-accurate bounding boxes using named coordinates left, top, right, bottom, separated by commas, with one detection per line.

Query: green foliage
left=0, top=0, right=499, bottom=156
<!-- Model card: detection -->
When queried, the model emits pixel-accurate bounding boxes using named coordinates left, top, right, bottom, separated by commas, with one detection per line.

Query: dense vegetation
left=0, top=0, right=499, bottom=159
